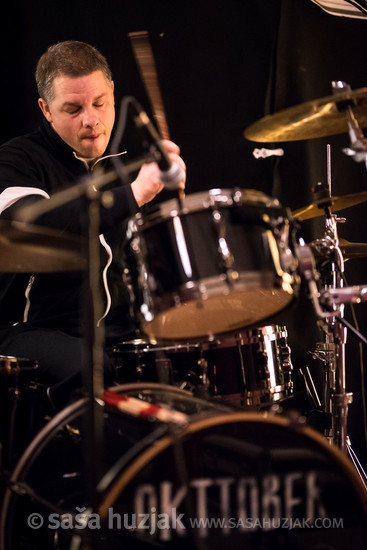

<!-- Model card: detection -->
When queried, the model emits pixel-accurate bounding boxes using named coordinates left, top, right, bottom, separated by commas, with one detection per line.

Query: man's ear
left=38, top=98, right=52, bottom=122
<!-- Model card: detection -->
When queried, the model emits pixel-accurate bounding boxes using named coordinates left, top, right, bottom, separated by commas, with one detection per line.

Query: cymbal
left=292, top=190, right=367, bottom=220
left=244, top=87, right=367, bottom=142
left=0, top=220, right=86, bottom=272
left=339, top=238, right=367, bottom=260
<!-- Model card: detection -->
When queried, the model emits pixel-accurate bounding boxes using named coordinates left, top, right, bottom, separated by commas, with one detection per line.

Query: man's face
left=38, top=70, right=115, bottom=162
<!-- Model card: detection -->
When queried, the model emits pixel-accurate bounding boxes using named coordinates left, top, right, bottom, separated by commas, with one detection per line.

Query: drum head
left=142, top=288, right=293, bottom=340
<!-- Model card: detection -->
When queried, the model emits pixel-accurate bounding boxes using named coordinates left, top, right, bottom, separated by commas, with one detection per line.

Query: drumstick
left=103, top=390, right=188, bottom=425
left=128, top=30, right=185, bottom=199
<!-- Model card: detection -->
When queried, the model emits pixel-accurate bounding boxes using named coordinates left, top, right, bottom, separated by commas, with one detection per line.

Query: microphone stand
left=15, top=155, right=155, bottom=224
left=15, top=94, right=186, bottom=545
left=14, top=153, right=154, bottom=550
left=75, top=181, right=105, bottom=550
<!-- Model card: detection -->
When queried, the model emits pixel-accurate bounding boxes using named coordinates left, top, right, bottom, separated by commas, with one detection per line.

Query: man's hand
left=131, top=139, right=186, bottom=207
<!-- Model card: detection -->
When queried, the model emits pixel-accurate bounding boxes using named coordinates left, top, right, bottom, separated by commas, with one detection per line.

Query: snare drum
left=113, top=325, right=293, bottom=408
left=112, top=339, right=202, bottom=387
left=124, top=188, right=298, bottom=340
left=1, top=384, right=366, bottom=550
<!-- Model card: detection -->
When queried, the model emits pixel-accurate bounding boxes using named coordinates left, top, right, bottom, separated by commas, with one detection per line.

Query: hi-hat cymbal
left=339, top=238, right=367, bottom=260
left=292, top=190, right=367, bottom=220
left=0, top=220, right=86, bottom=272
left=244, top=87, right=367, bottom=142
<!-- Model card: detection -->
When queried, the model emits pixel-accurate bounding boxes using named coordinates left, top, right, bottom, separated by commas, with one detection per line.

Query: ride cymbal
left=292, top=190, right=367, bottom=220
left=0, top=220, right=86, bottom=272
left=244, top=87, right=367, bottom=142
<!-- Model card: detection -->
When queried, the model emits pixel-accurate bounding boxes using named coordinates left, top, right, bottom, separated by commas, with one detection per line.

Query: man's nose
left=82, top=109, right=99, bottom=127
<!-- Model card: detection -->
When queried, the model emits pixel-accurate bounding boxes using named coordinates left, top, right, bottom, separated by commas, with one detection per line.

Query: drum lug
left=154, top=356, right=173, bottom=385
left=279, top=343, right=293, bottom=372
left=210, top=207, right=237, bottom=290
left=196, top=356, right=210, bottom=390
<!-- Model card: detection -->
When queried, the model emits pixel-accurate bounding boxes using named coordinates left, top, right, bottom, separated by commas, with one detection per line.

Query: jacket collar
left=39, top=119, right=126, bottom=172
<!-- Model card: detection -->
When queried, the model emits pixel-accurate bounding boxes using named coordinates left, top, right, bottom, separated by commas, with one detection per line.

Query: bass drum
left=1, top=384, right=366, bottom=550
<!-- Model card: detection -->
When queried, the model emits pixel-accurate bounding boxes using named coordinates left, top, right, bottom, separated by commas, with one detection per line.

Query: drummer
left=0, top=40, right=186, bottom=410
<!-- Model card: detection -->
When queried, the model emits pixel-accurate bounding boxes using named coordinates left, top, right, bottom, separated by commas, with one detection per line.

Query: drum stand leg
left=347, top=437, right=367, bottom=489
left=313, top=319, right=353, bottom=452
left=309, top=265, right=367, bottom=488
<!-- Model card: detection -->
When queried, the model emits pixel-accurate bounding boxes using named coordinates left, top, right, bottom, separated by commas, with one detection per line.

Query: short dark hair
left=35, top=40, right=112, bottom=103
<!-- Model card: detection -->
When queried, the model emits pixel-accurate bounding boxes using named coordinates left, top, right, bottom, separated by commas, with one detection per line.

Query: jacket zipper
left=23, top=275, right=35, bottom=322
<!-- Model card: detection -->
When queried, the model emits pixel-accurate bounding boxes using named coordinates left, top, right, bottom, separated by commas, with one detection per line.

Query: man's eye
left=95, top=103, right=104, bottom=108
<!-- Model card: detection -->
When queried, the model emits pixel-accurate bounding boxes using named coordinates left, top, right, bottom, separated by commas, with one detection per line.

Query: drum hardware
left=298, top=365, right=322, bottom=409
left=252, top=147, right=284, bottom=159
left=294, top=165, right=367, bottom=487
left=296, top=205, right=349, bottom=436
left=296, top=238, right=367, bottom=486
left=310, top=235, right=367, bottom=263
left=332, top=80, right=367, bottom=164
left=210, top=203, right=235, bottom=283
left=322, top=285, right=367, bottom=307
left=278, top=340, right=294, bottom=392
left=175, top=349, right=212, bottom=400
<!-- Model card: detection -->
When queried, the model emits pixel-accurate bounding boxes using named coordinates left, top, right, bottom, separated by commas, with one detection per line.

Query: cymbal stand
left=296, top=164, right=353, bottom=454
left=311, top=207, right=354, bottom=452
left=298, top=121, right=367, bottom=488
left=298, top=200, right=367, bottom=485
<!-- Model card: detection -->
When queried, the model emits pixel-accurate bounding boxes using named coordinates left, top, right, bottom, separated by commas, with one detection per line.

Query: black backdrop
left=1, top=0, right=367, bottom=467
